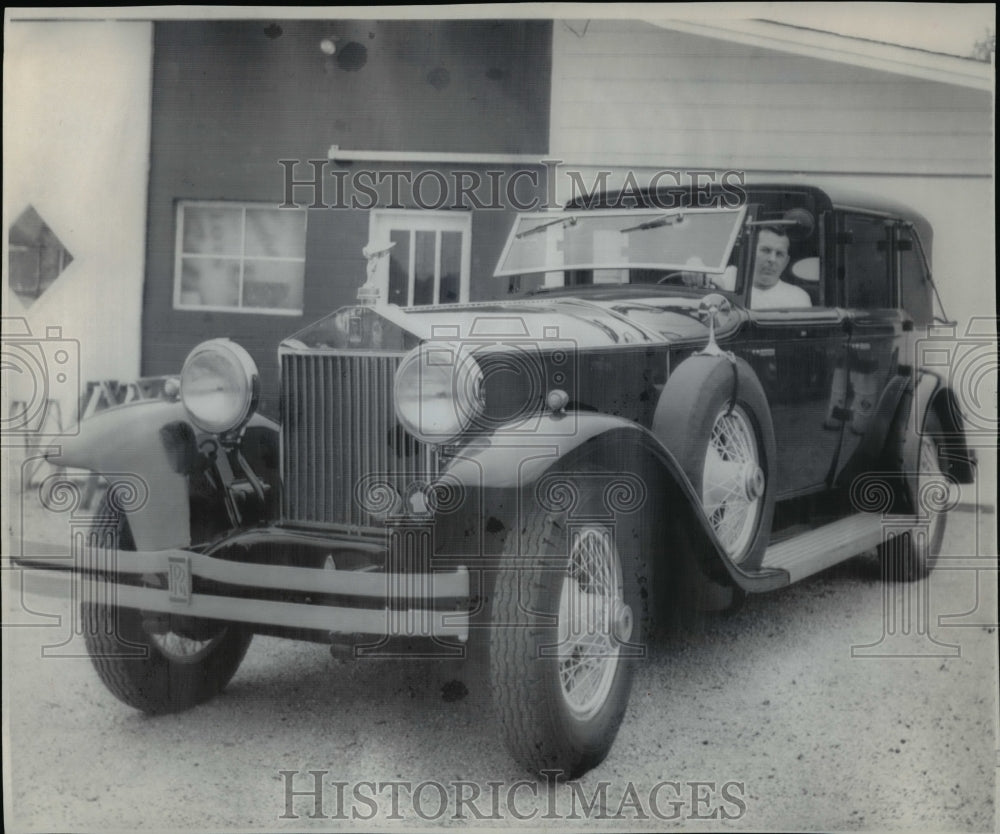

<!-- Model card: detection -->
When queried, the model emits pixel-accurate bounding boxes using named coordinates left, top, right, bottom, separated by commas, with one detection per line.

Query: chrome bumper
left=13, top=542, right=470, bottom=642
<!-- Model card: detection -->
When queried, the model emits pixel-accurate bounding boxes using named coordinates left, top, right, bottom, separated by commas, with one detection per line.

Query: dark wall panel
left=142, top=19, right=552, bottom=414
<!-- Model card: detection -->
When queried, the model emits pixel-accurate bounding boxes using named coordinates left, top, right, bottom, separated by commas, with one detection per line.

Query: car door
left=738, top=308, right=849, bottom=500
left=733, top=216, right=849, bottom=499
left=830, top=211, right=907, bottom=481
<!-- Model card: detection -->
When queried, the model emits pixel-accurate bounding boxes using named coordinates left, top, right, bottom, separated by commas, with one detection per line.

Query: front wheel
left=489, top=475, right=648, bottom=778
left=82, top=507, right=252, bottom=714
left=83, top=603, right=253, bottom=714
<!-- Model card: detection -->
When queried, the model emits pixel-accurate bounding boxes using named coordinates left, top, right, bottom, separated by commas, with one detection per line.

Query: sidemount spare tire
left=653, top=353, right=776, bottom=570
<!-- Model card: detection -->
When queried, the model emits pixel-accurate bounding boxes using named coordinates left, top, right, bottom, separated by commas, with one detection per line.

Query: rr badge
left=167, top=555, right=192, bottom=604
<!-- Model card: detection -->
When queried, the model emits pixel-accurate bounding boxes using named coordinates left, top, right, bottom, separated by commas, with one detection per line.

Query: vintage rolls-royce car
left=23, top=183, right=975, bottom=779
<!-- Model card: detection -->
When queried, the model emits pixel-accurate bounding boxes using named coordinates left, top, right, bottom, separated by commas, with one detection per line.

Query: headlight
left=394, top=343, right=484, bottom=444
left=180, top=339, right=259, bottom=434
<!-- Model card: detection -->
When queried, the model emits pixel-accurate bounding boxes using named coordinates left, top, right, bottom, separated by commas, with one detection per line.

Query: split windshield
left=494, top=207, right=746, bottom=291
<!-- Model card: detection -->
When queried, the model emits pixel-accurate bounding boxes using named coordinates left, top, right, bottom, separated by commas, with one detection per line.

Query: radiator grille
left=280, top=352, right=439, bottom=529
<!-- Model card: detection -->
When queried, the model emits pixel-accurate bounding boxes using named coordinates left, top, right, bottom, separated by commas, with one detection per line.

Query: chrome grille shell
left=280, top=349, right=439, bottom=532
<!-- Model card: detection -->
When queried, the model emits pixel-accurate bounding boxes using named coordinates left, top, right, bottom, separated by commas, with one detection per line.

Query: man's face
left=752, top=229, right=790, bottom=289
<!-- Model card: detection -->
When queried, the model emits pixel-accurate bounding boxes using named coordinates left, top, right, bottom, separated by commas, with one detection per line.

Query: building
left=5, top=15, right=994, bottom=418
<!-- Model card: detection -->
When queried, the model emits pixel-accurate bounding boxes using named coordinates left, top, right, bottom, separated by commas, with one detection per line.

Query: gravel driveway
left=3, top=477, right=997, bottom=832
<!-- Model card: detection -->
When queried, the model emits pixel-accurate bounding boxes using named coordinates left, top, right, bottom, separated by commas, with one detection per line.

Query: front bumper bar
left=13, top=542, right=470, bottom=642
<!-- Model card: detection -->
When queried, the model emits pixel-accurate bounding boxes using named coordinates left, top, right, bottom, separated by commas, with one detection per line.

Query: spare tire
left=653, top=354, right=776, bottom=569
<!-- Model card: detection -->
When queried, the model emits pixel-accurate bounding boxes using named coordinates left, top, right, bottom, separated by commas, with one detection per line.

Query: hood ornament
left=357, top=241, right=396, bottom=305
left=696, top=293, right=732, bottom=357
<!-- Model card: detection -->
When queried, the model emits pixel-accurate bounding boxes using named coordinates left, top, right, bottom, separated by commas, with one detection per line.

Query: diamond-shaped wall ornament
left=8, top=205, right=74, bottom=306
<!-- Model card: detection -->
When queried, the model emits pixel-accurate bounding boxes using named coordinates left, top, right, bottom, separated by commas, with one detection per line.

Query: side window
left=896, top=225, right=933, bottom=324
left=838, top=213, right=892, bottom=309
left=744, top=201, right=822, bottom=309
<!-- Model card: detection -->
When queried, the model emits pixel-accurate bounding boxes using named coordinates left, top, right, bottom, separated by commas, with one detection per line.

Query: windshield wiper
left=515, top=215, right=577, bottom=239
left=620, top=212, right=685, bottom=233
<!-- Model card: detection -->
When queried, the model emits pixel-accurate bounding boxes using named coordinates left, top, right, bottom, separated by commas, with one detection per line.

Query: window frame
left=834, top=210, right=897, bottom=311
left=367, top=209, right=472, bottom=307
left=173, top=200, right=307, bottom=316
left=893, top=221, right=935, bottom=324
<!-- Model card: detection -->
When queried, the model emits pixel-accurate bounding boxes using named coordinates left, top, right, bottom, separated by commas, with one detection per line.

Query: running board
left=760, top=513, right=887, bottom=584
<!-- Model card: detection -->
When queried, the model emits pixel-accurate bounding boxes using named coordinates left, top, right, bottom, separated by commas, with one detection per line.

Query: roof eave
left=645, top=18, right=994, bottom=92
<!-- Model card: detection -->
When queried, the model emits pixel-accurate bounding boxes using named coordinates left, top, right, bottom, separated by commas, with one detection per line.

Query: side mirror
left=782, top=208, right=815, bottom=241
left=746, top=208, right=815, bottom=241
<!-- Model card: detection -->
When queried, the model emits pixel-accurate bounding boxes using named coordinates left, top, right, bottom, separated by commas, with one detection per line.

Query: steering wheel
left=656, top=272, right=689, bottom=285
left=658, top=272, right=720, bottom=289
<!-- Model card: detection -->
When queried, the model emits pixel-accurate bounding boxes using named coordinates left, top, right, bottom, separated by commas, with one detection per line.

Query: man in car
left=681, top=226, right=811, bottom=309
left=748, top=226, right=811, bottom=310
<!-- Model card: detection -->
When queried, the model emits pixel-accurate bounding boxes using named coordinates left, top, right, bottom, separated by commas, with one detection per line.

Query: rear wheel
left=489, top=475, right=648, bottom=778
left=879, top=410, right=950, bottom=582
left=82, top=506, right=252, bottom=714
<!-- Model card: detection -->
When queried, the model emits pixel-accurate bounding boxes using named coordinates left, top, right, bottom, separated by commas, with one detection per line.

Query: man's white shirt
left=751, top=279, right=811, bottom=310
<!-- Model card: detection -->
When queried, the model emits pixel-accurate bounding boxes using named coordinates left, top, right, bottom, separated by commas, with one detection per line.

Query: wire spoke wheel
left=149, top=628, right=228, bottom=664
left=489, top=474, right=647, bottom=778
left=653, top=354, right=775, bottom=571
left=701, top=404, right=765, bottom=562
left=557, top=525, right=628, bottom=721
left=82, top=505, right=253, bottom=714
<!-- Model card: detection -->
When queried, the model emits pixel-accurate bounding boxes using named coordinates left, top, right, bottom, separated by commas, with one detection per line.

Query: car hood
left=280, top=296, right=714, bottom=353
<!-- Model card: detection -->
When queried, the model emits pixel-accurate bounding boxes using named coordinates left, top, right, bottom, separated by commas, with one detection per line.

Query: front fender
left=46, top=400, right=194, bottom=550
left=444, top=411, right=645, bottom=490
left=441, top=412, right=787, bottom=593
left=47, top=404, right=281, bottom=550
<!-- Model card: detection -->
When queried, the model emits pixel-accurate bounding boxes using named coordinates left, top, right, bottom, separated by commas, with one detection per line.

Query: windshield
left=494, top=208, right=746, bottom=289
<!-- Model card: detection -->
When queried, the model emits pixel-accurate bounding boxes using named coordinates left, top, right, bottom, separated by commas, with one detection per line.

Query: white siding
left=4, top=21, right=152, bottom=418
left=551, top=20, right=992, bottom=175
left=549, top=18, right=994, bottom=503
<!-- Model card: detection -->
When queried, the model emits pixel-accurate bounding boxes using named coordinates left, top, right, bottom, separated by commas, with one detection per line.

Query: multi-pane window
left=174, top=202, right=306, bottom=314
left=369, top=211, right=471, bottom=306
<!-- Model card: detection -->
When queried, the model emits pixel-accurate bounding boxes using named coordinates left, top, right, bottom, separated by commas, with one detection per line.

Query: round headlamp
left=180, top=339, right=259, bottom=435
left=394, top=343, right=484, bottom=444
